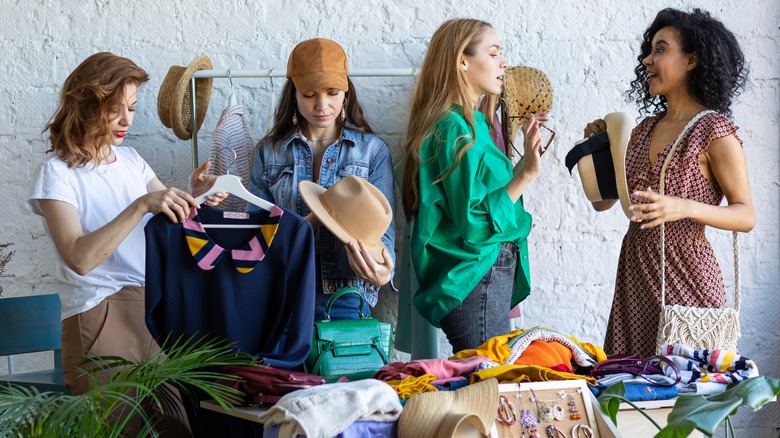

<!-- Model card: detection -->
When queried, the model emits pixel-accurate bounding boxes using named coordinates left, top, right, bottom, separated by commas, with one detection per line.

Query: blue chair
left=0, top=294, right=69, bottom=393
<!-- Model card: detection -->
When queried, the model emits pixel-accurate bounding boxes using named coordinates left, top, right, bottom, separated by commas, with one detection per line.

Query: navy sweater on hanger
left=144, top=204, right=316, bottom=369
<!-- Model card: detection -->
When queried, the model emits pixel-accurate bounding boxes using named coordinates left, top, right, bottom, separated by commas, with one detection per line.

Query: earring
left=292, top=111, right=298, bottom=126
left=340, top=106, right=346, bottom=122
left=568, top=394, right=582, bottom=420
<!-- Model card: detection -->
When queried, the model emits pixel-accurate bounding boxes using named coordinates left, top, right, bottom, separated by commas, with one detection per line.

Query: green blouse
left=411, top=105, right=533, bottom=327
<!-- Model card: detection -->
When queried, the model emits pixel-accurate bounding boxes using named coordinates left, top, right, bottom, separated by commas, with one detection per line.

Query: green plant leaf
left=657, top=376, right=780, bottom=437
left=0, top=334, right=256, bottom=437
left=597, top=381, right=626, bottom=425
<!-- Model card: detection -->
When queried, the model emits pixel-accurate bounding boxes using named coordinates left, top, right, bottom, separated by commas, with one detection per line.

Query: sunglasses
left=505, top=115, right=556, bottom=157
left=591, top=355, right=681, bottom=387
left=499, top=96, right=556, bottom=159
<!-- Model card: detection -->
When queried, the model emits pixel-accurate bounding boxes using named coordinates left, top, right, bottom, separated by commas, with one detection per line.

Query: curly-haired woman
left=584, top=8, right=755, bottom=356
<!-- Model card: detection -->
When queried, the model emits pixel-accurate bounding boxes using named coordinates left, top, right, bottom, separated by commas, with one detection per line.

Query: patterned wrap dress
left=604, top=112, right=741, bottom=357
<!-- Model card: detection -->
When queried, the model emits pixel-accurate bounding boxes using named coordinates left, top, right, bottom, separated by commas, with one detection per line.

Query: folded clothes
left=660, top=343, right=759, bottom=384
left=622, top=382, right=678, bottom=402
left=257, top=379, right=401, bottom=438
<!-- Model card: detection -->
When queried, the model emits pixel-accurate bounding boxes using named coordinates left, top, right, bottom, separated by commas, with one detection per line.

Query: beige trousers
left=61, top=286, right=191, bottom=437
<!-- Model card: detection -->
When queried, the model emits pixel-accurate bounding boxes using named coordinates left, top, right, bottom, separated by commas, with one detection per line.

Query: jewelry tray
left=492, top=380, right=602, bottom=438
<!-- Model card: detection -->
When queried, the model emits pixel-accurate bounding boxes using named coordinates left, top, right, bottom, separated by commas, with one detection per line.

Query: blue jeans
left=439, top=242, right=518, bottom=353
left=314, top=290, right=371, bottom=321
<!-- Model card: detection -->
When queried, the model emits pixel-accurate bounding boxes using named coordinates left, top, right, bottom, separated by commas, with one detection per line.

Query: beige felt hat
left=299, top=176, right=392, bottom=263
left=565, top=112, right=633, bottom=219
left=398, top=378, right=499, bottom=438
left=157, top=55, right=213, bottom=140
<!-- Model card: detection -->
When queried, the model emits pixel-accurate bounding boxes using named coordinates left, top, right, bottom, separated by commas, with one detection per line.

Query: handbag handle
left=323, top=287, right=367, bottom=321
left=658, top=110, right=740, bottom=312
left=591, top=354, right=682, bottom=386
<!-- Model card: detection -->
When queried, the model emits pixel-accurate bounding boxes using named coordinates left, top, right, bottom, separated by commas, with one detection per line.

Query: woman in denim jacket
left=250, top=38, right=396, bottom=320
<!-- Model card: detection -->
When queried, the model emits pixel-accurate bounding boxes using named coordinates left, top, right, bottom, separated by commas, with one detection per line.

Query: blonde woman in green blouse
left=401, top=18, right=546, bottom=353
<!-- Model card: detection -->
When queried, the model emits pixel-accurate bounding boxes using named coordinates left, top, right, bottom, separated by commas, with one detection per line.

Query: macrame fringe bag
left=655, top=110, right=741, bottom=354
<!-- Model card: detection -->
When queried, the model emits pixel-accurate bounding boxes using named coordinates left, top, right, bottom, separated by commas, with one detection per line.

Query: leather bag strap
left=324, top=287, right=367, bottom=320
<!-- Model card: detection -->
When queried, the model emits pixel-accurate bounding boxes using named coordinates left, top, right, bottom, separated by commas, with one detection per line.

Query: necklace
left=300, top=130, right=341, bottom=144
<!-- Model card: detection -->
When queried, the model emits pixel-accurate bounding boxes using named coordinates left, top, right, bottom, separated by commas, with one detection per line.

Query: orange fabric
left=513, top=340, right=573, bottom=371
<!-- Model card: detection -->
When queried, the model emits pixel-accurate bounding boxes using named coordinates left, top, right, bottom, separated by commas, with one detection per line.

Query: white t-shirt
left=27, top=146, right=156, bottom=320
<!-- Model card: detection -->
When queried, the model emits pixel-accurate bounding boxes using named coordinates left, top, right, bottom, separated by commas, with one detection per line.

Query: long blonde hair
left=401, top=18, right=495, bottom=218
left=44, top=52, right=149, bottom=167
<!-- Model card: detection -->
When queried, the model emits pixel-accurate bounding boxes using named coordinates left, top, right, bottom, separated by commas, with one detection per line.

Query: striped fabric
left=182, top=206, right=284, bottom=273
left=660, top=343, right=759, bottom=384
left=208, top=104, right=254, bottom=211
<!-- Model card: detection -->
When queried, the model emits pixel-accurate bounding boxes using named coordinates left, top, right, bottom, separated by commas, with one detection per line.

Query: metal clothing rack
left=188, top=68, right=419, bottom=169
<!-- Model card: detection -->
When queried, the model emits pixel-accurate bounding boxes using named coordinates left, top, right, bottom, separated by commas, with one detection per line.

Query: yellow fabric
left=186, top=236, right=209, bottom=255
left=471, top=364, right=598, bottom=386
left=386, top=373, right=438, bottom=399
left=450, top=329, right=525, bottom=363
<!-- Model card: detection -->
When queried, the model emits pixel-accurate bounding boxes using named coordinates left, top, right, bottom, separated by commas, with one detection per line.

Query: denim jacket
left=249, top=127, right=396, bottom=307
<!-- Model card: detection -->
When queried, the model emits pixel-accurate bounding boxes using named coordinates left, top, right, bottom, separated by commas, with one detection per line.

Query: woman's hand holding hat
left=583, top=118, right=607, bottom=138
left=345, top=239, right=394, bottom=286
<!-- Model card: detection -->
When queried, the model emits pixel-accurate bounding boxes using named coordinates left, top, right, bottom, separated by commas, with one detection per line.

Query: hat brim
left=398, top=378, right=498, bottom=438
left=299, top=180, right=388, bottom=263
left=604, top=112, right=633, bottom=219
left=291, top=71, right=348, bottom=94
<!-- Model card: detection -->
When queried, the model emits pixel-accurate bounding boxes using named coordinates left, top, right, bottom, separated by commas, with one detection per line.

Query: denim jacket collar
left=281, top=125, right=360, bottom=150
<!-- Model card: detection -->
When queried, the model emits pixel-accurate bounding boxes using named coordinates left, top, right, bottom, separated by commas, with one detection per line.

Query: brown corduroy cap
left=287, top=38, right=349, bottom=94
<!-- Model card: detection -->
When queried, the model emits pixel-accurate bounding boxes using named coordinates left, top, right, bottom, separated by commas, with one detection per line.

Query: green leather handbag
left=304, top=288, right=393, bottom=381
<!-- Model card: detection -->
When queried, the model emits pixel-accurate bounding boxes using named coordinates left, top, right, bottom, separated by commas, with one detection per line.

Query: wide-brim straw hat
left=565, top=112, right=633, bottom=219
left=157, top=55, right=213, bottom=140
left=398, top=378, right=499, bottom=438
left=299, top=176, right=392, bottom=263
left=501, top=65, right=553, bottom=144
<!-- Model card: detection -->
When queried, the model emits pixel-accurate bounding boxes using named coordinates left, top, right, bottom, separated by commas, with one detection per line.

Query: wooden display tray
left=492, top=380, right=613, bottom=438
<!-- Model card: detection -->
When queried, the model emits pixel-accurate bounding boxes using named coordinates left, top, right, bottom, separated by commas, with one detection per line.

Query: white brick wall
left=1, top=1, right=777, bottom=435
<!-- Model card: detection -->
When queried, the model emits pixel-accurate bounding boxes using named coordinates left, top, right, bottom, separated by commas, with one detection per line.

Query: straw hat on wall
left=157, top=55, right=213, bottom=140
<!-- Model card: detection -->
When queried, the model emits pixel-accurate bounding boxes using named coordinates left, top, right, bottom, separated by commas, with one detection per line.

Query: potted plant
left=598, top=376, right=780, bottom=437
left=0, top=335, right=256, bottom=437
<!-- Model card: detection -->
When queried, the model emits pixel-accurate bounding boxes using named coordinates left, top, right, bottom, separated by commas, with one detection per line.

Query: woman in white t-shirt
left=26, top=52, right=222, bottom=411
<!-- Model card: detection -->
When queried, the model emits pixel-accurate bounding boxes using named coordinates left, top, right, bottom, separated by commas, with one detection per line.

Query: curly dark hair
left=627, top=8, right=748, bottom=117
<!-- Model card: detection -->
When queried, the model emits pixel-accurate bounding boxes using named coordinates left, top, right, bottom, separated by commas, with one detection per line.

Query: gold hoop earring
left=292, top=111, right=298, bottom=126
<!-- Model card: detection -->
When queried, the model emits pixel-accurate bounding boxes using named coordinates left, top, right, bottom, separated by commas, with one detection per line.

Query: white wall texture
left=1, top=0, right=777, bottom=435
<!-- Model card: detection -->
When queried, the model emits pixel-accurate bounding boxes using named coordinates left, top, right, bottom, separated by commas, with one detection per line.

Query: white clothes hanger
left=195, top=147, right=277, bottom=229
left=228, top=69, right=238, bottom=107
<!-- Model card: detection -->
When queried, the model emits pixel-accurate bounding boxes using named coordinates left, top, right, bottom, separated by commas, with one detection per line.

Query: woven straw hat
left=299, top=176, right=392, bottom=263
left=501, top=66, right=553, bottom=148
left=502, top=66, right=553, bottom=119
left=564, top=112, right=634, bottom=219
left=157, top=55, right=213, bottom=140
left=398, top=378, right=498, bottom=438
